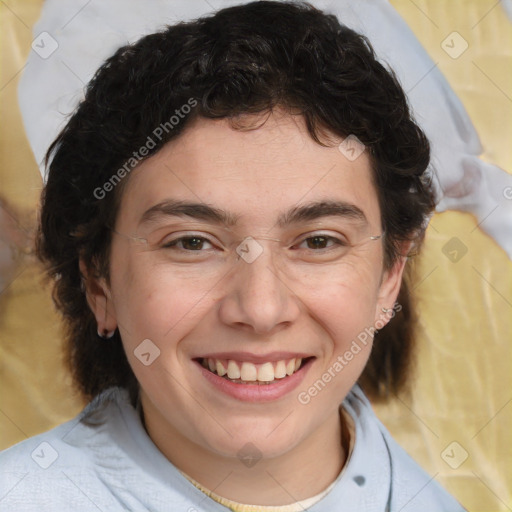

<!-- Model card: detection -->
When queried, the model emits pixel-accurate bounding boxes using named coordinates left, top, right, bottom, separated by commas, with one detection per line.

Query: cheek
left=293, top=258, right=381, bottom=368
left=109, top=253, right=215, bottom=348
left=312, top=281, right=377, bottom=345
left=296, top=273, right=377, bottom=413
left=298, top=256, right=381, bottom=318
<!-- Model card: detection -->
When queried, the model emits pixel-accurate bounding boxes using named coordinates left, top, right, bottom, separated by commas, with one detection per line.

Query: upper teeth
left=204, top=358, right=303, bottom=382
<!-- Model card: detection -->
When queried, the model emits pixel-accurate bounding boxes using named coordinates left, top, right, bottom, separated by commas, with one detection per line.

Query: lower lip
left=194, top=358, right=314, bottom=402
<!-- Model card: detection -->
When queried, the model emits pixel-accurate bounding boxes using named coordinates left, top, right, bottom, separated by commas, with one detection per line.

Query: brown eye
left=302, top=236, right=342, bottom=250
left=307, top=236, right=328, bottom=249
left=163, top=236, right=213, bottom=251
left=181, top=237, right=206, bottom=250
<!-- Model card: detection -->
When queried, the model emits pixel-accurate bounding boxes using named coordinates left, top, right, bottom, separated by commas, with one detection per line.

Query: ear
left=374, top=242, right=412, bottom=326
left=79, top=258, right=118, bottom=335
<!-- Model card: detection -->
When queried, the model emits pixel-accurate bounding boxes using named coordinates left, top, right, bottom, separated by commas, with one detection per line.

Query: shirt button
left=353, top=475, right=366, bottom=487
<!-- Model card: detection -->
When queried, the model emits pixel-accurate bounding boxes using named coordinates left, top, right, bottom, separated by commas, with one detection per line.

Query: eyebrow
left=138, top=199, right=368, bottom=228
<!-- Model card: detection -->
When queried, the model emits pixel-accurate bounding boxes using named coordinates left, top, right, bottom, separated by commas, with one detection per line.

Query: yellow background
left=0, top=1, right=511, bottom=510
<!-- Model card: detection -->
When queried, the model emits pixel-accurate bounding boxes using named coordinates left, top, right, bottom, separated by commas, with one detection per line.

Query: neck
left=140, top=397, right=348, bottom=506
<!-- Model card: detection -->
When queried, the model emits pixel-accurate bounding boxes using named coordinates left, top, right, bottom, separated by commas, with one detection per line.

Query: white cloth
left=17, top=0, right=512, bottom=259
left=0, top=385, right=465, bottom=511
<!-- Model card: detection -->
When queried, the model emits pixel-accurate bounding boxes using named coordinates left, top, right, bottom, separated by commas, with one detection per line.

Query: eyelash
left=161, top=234, right=347, bottom=252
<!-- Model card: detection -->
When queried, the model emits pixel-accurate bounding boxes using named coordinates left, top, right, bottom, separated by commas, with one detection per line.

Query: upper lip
left=194, top=351, right=314, bottom=363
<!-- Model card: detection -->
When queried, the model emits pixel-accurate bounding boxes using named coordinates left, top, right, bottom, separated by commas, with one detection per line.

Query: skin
left=81, top=110, right=407, bottom=505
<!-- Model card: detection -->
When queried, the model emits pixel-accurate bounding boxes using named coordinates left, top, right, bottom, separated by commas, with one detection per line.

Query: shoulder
left=0, top=388, right=132, bottom=511
left=0, top=414, right=89, bottom=479
left=343, top=386, right=467, bottom=512
left=380, top=428, right=467, bottom=511
left=0, top=387, right=126, bottom=470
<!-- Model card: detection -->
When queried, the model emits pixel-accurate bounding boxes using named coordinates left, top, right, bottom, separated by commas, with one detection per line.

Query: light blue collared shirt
left=0, top=386, right=466, bottom=511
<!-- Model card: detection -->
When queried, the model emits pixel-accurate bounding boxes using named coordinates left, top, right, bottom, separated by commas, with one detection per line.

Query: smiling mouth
left=197, top=357, right=314, bottom=385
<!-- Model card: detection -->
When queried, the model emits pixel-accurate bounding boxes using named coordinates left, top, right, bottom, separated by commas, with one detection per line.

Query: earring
left=381, top=307, right=393, bottom=313
left=97, top=301, right=115, bottom=339
left=97, top=328, right=116, bottom=339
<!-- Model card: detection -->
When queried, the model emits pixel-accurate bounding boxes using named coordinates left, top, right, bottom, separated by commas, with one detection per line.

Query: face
left=84, top=111, right=405, bottom=464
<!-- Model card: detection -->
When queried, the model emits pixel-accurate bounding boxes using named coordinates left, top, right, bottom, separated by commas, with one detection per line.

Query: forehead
left=117, top=112, right=380, bottom=231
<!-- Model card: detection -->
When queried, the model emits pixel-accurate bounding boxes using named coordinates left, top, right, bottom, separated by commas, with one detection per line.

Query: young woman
left=0, top=2, right=466, bottom=510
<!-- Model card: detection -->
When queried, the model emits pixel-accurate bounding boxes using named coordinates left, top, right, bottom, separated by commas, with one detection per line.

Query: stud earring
left=97, top=300, right=115, bottom=339
left=97, top=328, right=116, bottom=339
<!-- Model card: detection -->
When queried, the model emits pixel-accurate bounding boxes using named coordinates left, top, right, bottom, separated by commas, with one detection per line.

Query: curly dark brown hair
left=36, top=1, right=435, bottom=404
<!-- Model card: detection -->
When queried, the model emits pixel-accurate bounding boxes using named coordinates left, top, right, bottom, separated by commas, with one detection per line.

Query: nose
left=217, top=241, right=301, bottom=335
